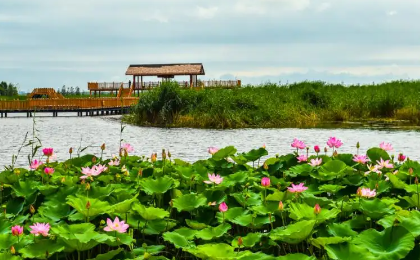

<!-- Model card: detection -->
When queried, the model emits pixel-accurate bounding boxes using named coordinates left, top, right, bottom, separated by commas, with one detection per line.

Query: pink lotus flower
left=203, top=173, right=223, bottom=185
left=297, top=154, right=308, bottom=162
left=291, top=138, right=306, bottom=150
left=261, top=177, right=270, bottom=187
left=287, top=183, right=308, bottom=193
left=359, top=188, right=376, bottom=198
left=314, top=145, right=320, bottom=154
left=353, top=154, right=369, bottom=164
left=121, top=143, right=134, bottom=154
left=262, top=144, right=266, bottom=149
left=29, top=223, right=50, bottom=237
left=30, top=160, right=43, bottom=170
left=219, top=202, right=228, bottom=212
left=103, top=217, right=129, bottom=233
left=80, top=164, right=108, bottom=179
left=379, top=142, right=393, bottom=151
left=327, top=137, right=343, bottom=149
left=376, top=158, right=394, bottom=169
left=108, top=158, right=120, bottom=166
left=42, top=148, right=54, bottom=157
left=44, top=167, right=54, bottom=175
left=208, top=147, right=219, bottom=155
left=11, top=225, right=23, bottom=236
left=308, top=158, right=322, bottom=167
left=365, top=164, right=382, bottom=175
left=314, top=204, right=321, bottom=215
left=398, top=153, right=406, bottom=162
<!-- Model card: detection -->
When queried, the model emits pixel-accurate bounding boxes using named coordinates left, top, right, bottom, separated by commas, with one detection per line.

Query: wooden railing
left=88, top=82, right=129, bottom=91
left=0, top=97, right=139, bottom=111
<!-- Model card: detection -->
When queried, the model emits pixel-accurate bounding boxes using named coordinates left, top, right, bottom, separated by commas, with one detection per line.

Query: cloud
left=196, top=6, right=218, bottom=19
left=387, top=10, right=397, bottom=16
left=316, top=2, right=331, bottom=12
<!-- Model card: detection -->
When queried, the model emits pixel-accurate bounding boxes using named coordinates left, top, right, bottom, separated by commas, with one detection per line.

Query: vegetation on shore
left=1, top=137, right=420, bottom=259
left=127, top=80, right=420, bottom=129
left=0, top=81, right=19, bottom=99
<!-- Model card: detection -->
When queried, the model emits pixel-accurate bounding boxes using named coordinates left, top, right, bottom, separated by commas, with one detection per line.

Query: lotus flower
left=261, top=177, right=270, bottom=187
left=379, top=142, right=393, bottom=151
left=121, top=143, right=134, bottom=154
left=314, top=145, right=320, bottom=154
left=327, top=137, right=343, bottom=149
left=44, top=167, right=54, bottom=175
left=376, top=158, right=394, bottom=169
left=358, top=188, right=376, bottom=198
left=287, top=183, right=308, bottom=193
left=314, top=204, right=321, bottom=215
left=11, top=225, right=23, bottom=236
left=278, top=201, right=284, bottom=211
left=203, top=173, right=223, bottom=185
left=103, top=217, right=129, bottom=233
left=208, top=147, right=219, bottom=155
left=208, top=201, right=216, bottom=206
left=262, top=144, right=266, bottom=149
left=219, top=202, right=228, bottom=212
left=151, top=153, right=157, bottom=163
left=80, top=164, right=108, bottom=179
left=308, top=158, right=322, bottom=167
left=42, top=148, right=54, bottom=157
left=365, top=164, right=381, bottom=175
left=398, top=153, right=406, bottom=162
left=291, top=138, right=306, bottom=150
left=108, top=158, right=120, bottom=166
left=30, top=160, right=43, bottom=170
left=297, top=154, right=308, bottom=162
left=29, top=223, right=50, bottom=237
left=353, top=154, right=369, bottom=164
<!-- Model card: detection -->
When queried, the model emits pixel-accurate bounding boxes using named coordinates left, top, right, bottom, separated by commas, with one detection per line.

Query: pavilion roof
left=125, top=63, right=205, bottom=76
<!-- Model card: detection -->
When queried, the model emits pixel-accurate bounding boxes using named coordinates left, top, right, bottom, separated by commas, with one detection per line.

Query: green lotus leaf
left=353, top=226, right=415, bottom=260
left=132, top=204, right=169, bottom=221
left=103, top=232, right=134, bottom=247
left=319, top=184, right=346, bottom=194
left=336, top=154, right=355, bottom=166
left=202, top=190, right=227, bottom=205
left=144, top=219, right=177, bottom=235
left=113, top=197, right=138, bottom=214
left=0, top=234, right=17, bottom=250
left=386, top=173, right=407, bottom=189
left=232, top=233, right=263, bottom=248
left=286, top=164, right=313, bottom=177
left=37, top=184, right=59, bottom=196
left=212, top=146, right=237, bottom=161
left=11, top=180, right=38, bottom=198
left=38, top=200, right=72, bottom=221
left=270, top=220, right=316, bottom=244
left=162, top=231, right=194, bottom=248
left=185, top=219, right=207, bottom=230
left=378, top=215, right=398, bottom=229
left=230, top=214, right=253, bottom=227
left=86, top=248, right=122, bottom=260
left=232, top=192, right=262, bottom=207
left=52, top=223, right=112, bottom=251
left=325, top=243, right=375, bottom=260
left=310, top=236, right=352, bottom=248
left=0, top=252, right=22, bottom=260
left=132, top=245, right=165, bottom=256
left=172, top=193, right=207, bottom=212
left=226, top=171, right=249, bottom=183
left=288, top=203, right=340, bottom=224
left=66, top=195, right=113, bottom=219
left=6, top=197, right=24, bottom=215
left=140, top=176, right=176, bottom=195
left=399, top=210, right=420, bottom=238
left=239, top=253, right=316, bottom=260
left=242, top=147, right=268, bottom=162
left=403, top=194, right=420, bottom=208
left=266, top=190, right=285, bottom=201
left=311, top=160, right=348, bottom=180
left=359, top=198, right=395, bottom=219
left=173, top=227, right=197, bottom=240
left=327, top=223, right=358, bottom=237
left=195, top=223, right=231, bottom=240
left=88, top=185, right=114, bottom=199
left=19, top=239, right=66, bottom=259
left=367, top=147, right=390, bottom=162
left=185, top=243, right=251, bottom=259
left=402, top=243, right=420, bottom=260
left=0, top=221, right=12, bottom=234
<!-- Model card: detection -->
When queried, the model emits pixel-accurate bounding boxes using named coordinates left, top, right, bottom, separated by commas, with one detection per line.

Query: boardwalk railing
left=0, top=97, right=139, bottom=111
left=88, top=80, right=241, bottom=91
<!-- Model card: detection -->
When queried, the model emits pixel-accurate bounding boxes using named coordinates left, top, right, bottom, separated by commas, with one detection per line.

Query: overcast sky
left=1, top=0, right=420, bottom=91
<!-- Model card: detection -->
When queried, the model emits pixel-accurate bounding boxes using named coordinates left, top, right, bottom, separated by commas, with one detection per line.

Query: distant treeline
left=0, top=81, right=19, bottom=96
left=127, top=80, right=420, bottom=128
left=57, top=85, right=82, bottom=96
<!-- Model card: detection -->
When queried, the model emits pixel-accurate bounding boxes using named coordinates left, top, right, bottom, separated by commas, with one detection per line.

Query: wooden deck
left=0, top=97, right=139, bottom=117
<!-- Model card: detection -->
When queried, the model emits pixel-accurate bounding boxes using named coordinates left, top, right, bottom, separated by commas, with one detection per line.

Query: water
left=1, top=114, right=420, bottom=169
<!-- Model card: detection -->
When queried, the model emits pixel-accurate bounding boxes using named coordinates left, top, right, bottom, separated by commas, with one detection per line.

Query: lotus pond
left=1, top=138, right=420, bottom=260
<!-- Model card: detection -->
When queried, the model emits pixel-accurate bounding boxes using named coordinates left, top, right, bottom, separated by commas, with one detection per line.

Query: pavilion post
left=189, top=75, right=193, bottom=88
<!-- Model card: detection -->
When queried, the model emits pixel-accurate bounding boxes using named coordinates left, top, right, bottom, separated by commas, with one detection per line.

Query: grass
left=126, top=80, right=420, bottom=128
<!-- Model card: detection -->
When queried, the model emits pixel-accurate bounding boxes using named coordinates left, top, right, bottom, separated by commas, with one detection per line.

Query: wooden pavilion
left=126, top=63, right=205, bottom=90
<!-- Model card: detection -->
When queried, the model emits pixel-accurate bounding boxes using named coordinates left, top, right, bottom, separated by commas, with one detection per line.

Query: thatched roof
left=125, top=63, right=205, bottom=76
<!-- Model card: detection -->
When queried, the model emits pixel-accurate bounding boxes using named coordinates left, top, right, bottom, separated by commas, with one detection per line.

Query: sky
left=1, top=0, right=420, bottom=92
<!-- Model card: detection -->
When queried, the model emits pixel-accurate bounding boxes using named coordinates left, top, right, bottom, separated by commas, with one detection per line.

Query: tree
left=0, top=81, right=18, bottom=96
left=61, top=85, right=67, bottom=96
left=69, top=86, right=75, bottom=95
left=75, top=86, right=81, bottom=96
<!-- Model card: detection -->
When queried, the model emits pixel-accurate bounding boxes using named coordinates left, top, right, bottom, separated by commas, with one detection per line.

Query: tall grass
left=128, top=80, right=420, bottom=128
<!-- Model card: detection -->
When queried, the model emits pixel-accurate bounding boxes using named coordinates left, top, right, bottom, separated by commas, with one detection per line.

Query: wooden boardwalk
left=0, top=97, right=139, bottom=117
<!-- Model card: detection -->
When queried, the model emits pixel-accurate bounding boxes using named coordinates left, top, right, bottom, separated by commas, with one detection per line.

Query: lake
left=1, top=114, right=419, bottom=169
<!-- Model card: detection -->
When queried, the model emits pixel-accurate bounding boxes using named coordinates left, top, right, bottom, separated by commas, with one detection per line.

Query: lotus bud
left=306, top=147, right=309, bottom=152
left=416, top=177, right=419, bottom=185
left=101, top=143, right=106, bottom=151
left=324, top=147, right=328, bottom=153
left=14, top=169, right=20, bottom=176
left=398, top=153, right=406, bottom=162
left=30, top=205, right=35, bottom=214
left=333, top=150, right=338, bottom=157
left=168, top=151, right=172, bottom=158
left=92, top=156, right=97, bottom=163
left=61, top=177, right=66, bottom=183
left=278, top=201, right=284, bottom=211
left=409, top=168, right=414, bottom=175
left=85, top=182, right=91, bottom=190
left=144, top=252, right=152, bottom=259
left=357, top=187, right=362, bottom=197
left=10, top=246, right=16, bottom=255
left=100, top=220, right=106, bottom=225
left=86, top=201, right=91, bottom=209
left=151, top=153, right=157, bottom=163
left=81, top=179, right=85, bottom=184
left=124, top=150, right=128, bottom=157
left=314, top=204, right=321, bottom=215
left=69, top=147, right=73, bottom=154
left=314, top=145, right=320, bottom=154
left=162, top=149, right=167, bottom=160
left=263, top=162, right=268, bottom=170
left=356, top=142, right=360, bottom=149
left=138, top=169, right=143, bottom=177
left=238, top=236, right=243, bottom=246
